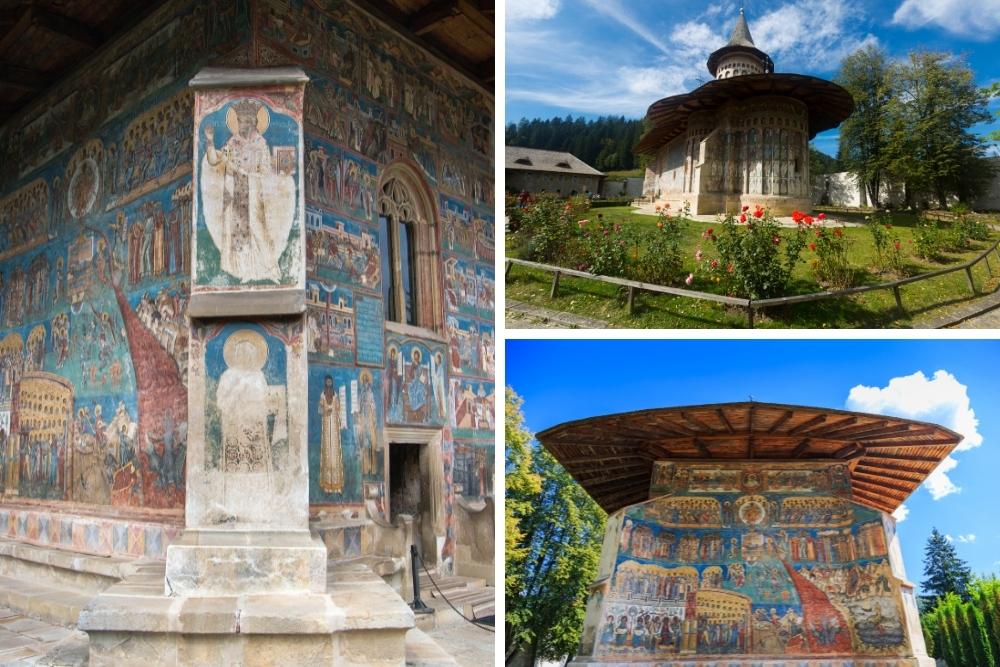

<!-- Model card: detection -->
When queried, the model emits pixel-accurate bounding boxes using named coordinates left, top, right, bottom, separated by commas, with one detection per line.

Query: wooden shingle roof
left=537, top=402, right=961, bottom=516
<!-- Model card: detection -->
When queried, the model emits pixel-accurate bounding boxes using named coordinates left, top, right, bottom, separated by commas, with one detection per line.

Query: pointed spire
left=728, top=7, right=756, bottom=48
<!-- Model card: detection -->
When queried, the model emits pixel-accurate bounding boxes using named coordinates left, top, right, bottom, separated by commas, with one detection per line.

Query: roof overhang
left=635, top=73, right=855, bottom=155
left=536, top=401, right=961, bottom=515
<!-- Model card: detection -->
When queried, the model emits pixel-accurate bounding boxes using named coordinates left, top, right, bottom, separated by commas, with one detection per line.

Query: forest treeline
left=505, top=116, right=646, bottom=172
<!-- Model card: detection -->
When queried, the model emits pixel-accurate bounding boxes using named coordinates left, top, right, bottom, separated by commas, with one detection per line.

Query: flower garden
left=505, top=195, right=1000, bottom=328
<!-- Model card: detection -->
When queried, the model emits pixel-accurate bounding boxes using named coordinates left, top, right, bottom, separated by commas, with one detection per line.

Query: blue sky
left=506, top=338, right=1000, bottom=592
left=506, top=0, right=1000, bottom=157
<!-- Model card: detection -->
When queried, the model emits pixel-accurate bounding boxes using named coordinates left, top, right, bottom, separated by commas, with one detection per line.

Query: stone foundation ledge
left=79, top=562, right=419, bottom=666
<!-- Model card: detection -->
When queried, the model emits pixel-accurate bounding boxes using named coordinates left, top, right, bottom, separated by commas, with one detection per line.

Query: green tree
left=505, top=388, right=606, bottom=665
left=836, top=45, right=894, bottom=205
left=922, top=528, right=973, bottom=604
left=810, top=146, right=840, bottom=176
left=887, top=52, right=993, bottom=207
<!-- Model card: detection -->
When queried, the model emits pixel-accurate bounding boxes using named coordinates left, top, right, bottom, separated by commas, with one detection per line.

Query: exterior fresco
left=0, top=0, right=250, bottom=518
left=193, top=90, right=303, bottom=288
left=0, top=0, right=494, bottom=572
left=583, top=463, right=911, bottom=664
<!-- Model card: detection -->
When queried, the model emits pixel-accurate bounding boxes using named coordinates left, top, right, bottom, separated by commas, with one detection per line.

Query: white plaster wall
left=973, top=157, right=1000, bottom=210
left=813, top=171, right=865, bottom=208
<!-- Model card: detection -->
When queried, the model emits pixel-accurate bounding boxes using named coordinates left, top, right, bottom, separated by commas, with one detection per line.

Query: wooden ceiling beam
left=767, top=410, right=794, bottom=433
left=577, top=472, right=650, bottom=491
left=857, top=460, right=932, bottom=476
left=850, top=488, right=896, bottom=513
left=716, top=409, right=735, bottom=433
left=864, top=453, right=943, bottom=464
left=854, top=465, right=925, bottom=484
left=410, top=0, right=460, bottom=35
left=595, top=487, right=648, bottom=511
left=456, top=0, right=494, bottom=36
left=833, top=443, right=864, bottom=459
left=568, top=460, right=649, bottom=475
left=31, top=7, right=103, bottom=49
left=852, top=478, right=908, bottom=500
left=859, top=438, right=957, bottom=449
left=0, top=7, right=32, bottom=55
left=852, top=470, right=918, bottom=495
left=859, top=427, right=947, bottom=442
left=680, top=411, right=718, bottom=434
left=787, top=414, right=828, bottom=435
left=799, top=416, right=857, bottom=438
left=0, top=64, right=52, bottom=91
left=791, top=439, right=811, bottom=458
left=558, top=454, right=642, bottom=466
left=693, top=438, right=713, bottom=458
left=814, top=419, right=888, bottom=439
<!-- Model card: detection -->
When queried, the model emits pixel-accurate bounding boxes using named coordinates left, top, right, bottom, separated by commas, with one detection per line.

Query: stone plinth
left=79, top=561, right=415, bottom=667
left=164, top=530, right=327, bottom=596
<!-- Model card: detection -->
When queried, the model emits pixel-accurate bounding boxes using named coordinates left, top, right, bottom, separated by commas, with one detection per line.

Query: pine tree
left=923, top=528, right=973, bottom=604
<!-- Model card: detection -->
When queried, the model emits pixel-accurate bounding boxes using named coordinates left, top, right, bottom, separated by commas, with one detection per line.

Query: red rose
left=817, top=213, right=826, bottom=221
left=742, top=205, right=750, bottom=212
left=804, top=216, right=814, bottom=225
left=792, top=211, right=804, bottom=223
left=740, top=214, right=747, bottom=223
left=772, top=235, right=781, bottom=245
left=809, top=243, right=816, bottom=251
left=754, top=208, right=764, bottom=219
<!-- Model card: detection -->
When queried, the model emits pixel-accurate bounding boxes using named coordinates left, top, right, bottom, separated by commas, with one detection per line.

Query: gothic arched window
left=377, top=163, right=441, bottom=332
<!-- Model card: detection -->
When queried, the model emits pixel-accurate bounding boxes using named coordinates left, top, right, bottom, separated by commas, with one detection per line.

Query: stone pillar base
left=164, top=530, right=328, bottom=596
left=80, top=561, right=416, bottom=667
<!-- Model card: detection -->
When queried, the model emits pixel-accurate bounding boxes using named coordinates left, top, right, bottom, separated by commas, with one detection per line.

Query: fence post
left=892, top=285, right=905, bottom=314
left=505, top=260, right=513, bottom=278
left=964, top=266, right=976, bottom=295
left=550, top=270, right=561, bottom=299
left=985, top=256, right=993, bottom=277
left=747, top=305, right=755, bottom=329
left=627, top=286, right=636, bottom=316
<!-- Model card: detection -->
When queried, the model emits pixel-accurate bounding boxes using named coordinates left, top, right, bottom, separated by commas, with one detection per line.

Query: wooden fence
left=506, top=238, right=1000, bottom=328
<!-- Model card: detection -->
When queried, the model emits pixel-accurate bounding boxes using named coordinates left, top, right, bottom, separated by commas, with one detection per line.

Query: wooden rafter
left=767, top=410, right=794, bottom=433
left=716, top=409, right=735, bottom=433
left=787, top=414, right=828, bottom=435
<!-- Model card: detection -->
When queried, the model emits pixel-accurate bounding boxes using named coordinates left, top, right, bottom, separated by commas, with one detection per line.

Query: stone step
left=0, top=537, right=134, bottom=596
left=419, top=573, right=485, bottom=596
left=0, top=574, right=93, bottom=628
left=405, top=627, right=459, bottom=666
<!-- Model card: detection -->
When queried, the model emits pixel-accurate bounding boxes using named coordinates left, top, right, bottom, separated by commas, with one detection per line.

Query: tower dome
left=707, top=8, right=774, bottom=79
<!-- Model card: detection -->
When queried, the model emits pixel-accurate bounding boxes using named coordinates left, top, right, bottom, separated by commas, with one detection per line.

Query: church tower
left=707, top=8, right=774, bottom=79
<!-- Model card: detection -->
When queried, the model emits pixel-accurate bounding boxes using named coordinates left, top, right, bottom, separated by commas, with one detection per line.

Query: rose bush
left=696, top=206, right=809, bottom=299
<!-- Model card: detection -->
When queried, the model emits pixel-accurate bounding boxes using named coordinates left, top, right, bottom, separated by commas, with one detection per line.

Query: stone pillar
left=163, top=67, right=325, bottom=597
left=79, top=68, right=418, bottom=666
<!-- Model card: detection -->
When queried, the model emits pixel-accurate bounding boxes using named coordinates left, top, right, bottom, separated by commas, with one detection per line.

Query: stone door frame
left=383, top=425, right=446, bottom=569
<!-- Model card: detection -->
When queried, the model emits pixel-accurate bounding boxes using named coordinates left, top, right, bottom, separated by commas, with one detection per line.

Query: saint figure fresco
left=201, top=99, right=295, bottom=283
left=318, top=374, right=344, bottom=493
left=217, top=329, right=287, bottom=472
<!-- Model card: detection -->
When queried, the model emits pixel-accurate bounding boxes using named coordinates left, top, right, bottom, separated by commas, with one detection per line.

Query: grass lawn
left=506, top=206, right=1000, bottom=328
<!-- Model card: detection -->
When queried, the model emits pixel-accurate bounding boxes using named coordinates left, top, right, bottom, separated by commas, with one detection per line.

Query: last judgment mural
left=579, top=463, right=912, bottom=663
left=0, top=0, right=494, bottom=568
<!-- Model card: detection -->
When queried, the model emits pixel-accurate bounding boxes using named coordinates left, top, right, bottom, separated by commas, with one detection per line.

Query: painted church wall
left=0, top=0, right=494, bottom=568
left=584, top=465, right=913, bottom=663
left=0, top=0, right=251, bottom=545
left=252, top=0, right=495, bottom=564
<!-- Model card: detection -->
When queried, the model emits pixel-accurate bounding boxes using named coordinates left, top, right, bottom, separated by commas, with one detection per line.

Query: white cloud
left=892, top=0, right=1000, bottom=40
left=751, top=0, right=880, bottom=71
left=958, top=534, right=977, bottom=543
left=892, top=503, right=910, bottom=522
left=507, top=0, right=560, bottom=22
left=580, top=0, right=671, bottom=55
left=847, top=370, right=982, bottom=501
